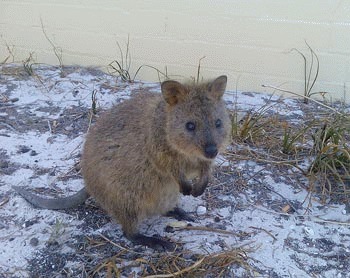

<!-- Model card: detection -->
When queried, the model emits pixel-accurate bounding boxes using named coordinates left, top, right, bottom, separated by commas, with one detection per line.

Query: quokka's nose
left=204, top=144, right=218, bottom=159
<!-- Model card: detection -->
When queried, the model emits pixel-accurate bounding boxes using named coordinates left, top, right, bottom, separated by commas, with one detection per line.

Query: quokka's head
left=161, top=75, right=231, bottom=161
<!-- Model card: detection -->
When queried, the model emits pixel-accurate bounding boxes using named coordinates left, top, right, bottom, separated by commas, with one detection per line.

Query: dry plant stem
left=261, top=84, right=342, bottom=115
left=176, top=225, right=241, bottom=237
left=225, top=150, right=307, bottom=174
left=1, top=42, right=15, bottom=63
left=313, top=217, right=350, bottom=226
left=0, top=122, right=16, bottom=132
left=196, top=56, right=206, bottom=83
left=301, top=186, right=313, bottom=213
left=290, top=41, right=320, bottom=103
left=40, top=18, right=63, bottom=70
left=251, top=204, right=350, bottom=226
left=261, top=184, right=299, bottom=213
left=0, top=197, right=9, bottom=207
left=86, top=236, right=107, bottom=248
left=133, top=64, right=168, bottom=82
left=1, top=53, right=10, bottom=64
left=249, top=226, right=277, bottom=242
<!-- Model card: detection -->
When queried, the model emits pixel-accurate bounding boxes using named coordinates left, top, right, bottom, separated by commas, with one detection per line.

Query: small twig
left=0, top=122, right=16, bottom=132
left=250, top=204, right=350, bottom=226
left=261, top=84, right=342, bottom=115
left=47, top=120, right=52, bottom=134
left=196, top=56, right=206, bottom=84
left=225, top=151, right=308, bottom=175
left=40, top=18, right=63, bottom=70
left=249, top=226, right=277, bottom=243
left=2, top=41, right=15, bottom=63
left=133, top=64, right=168, bottom=82
left=0, top=197, right=9, bottom=207
left=313, top=217, right=350, bottom=226
left=261, top=184, right=299, bottom=213
left=0, top=93, right=10, bottom=102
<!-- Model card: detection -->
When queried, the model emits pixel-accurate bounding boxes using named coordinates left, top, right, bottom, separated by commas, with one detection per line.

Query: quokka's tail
left=13, top=186, right=89, bottom=210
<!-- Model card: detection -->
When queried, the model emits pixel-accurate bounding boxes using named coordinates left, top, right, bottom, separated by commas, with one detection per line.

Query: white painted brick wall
left=0, top=0, right=349, bottom=101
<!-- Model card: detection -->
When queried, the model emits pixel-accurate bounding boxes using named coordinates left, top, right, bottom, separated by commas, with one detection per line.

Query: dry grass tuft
left=141, top=248, right=252, bottom=278
left=231, top=101, right=281, bottom=146
left=89, top=235, right=253, bottom=277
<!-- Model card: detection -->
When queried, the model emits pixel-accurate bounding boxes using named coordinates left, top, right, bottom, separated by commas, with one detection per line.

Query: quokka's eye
left=215, top=119, right=222, bottom=128
left=185, top=121, right=196, bottom=131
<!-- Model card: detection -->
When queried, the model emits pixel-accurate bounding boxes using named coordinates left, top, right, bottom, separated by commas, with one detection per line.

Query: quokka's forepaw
left=190, top=177, right=209, bottom=197
left=180, top=187, right=192, bottom=195
left=166, top=207, right=195, bottom=222
left=190, top=187, right=206, bottom=197
left=179, top=181, right=192, bottom=196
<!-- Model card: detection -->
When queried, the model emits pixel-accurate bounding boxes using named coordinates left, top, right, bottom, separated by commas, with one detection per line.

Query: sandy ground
left=0, top=64, right=349, bottom=277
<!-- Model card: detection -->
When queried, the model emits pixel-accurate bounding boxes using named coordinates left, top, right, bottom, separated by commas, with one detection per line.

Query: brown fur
left=81, top=76, right=231, bottom=238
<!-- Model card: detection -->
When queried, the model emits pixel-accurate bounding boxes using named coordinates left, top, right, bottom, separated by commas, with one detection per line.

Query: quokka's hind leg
left=119, top=213, right=176, bottom=251
left=128, top=233, right=176, bottom=251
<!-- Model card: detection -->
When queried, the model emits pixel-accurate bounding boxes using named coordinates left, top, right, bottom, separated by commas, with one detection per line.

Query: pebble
left=167, top=221, right=187, bottom=228
left=30, top=237, right=39, bottom=247
left=214, top=216, right=221, bottom=222
left=303, top=226, right=315, bottom=236
left=18, top=146, right=31, bottom=153
left=0, top=161, right=9, bottom=168
left=196, top=206, right=207, bottom=215
left=65, top=125, right=73, bottom=131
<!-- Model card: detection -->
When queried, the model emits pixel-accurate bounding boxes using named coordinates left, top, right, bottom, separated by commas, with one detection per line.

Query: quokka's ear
left=161, top=80, right=188, bottom=105
left=208, top=75, right=227, bottom=100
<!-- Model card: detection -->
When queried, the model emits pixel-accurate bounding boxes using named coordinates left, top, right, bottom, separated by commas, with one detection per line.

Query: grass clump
left=108, top=35, right=133, bottom=82
left=231, top=101, right=278, bottom=145
left=22, top=52, right=36, bottom=76
left=48, top=218, right=67, bottom=245
left=291, top=41, right=321, bottom=104
left=233, top=41, right=350, bottom=203
left=228, top=93, right=350, bottom=203
left=281, top=124, right=310, bottom=155
left=308, top=114, right=350, bottom=200
left=108, top=35, right=168, bottom=83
